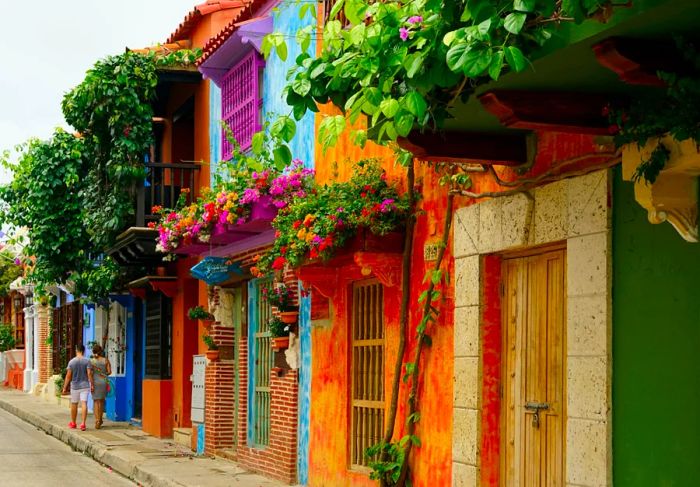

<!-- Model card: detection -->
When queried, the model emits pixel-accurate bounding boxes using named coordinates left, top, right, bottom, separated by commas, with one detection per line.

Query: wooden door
left=501, top=247, right=566, bottom=487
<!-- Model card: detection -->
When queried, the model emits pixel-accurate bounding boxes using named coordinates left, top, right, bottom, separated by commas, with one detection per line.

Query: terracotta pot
left=271, top=336, right=290, bottom=351
left=200, top=318, right=215, bottom=329
left=205, top=350, right=220, bottom=361
left=279, top=311, right=299, bottom=325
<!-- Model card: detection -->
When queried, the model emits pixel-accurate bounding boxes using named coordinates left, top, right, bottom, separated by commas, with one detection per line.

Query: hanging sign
left=190, top=256, right=242, bottom=285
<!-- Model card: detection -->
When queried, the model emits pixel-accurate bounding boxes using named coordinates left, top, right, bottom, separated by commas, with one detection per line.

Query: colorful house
left=180, top=0, right=317, bottom=482
left=298, top=1, right=700, bottom=487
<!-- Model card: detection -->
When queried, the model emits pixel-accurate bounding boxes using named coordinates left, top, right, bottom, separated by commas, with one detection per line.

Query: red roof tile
left=197, top=0, right=267, bottom=65
left=167, top=0, right=250, bottom=44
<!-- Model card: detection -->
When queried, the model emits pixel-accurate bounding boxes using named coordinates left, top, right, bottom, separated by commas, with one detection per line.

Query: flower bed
left=253, top=159, right=408, bottom=275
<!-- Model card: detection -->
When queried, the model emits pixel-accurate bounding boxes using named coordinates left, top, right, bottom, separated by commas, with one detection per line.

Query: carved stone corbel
left=622, top=136, right=700, bottom=242
left=353, top=252, right=403, bottom=288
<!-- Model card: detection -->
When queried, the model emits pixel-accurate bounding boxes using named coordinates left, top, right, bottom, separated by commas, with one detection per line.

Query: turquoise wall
left=209, top=83, right=222, bottom=187
left=613, top=167, right=700, bottom=486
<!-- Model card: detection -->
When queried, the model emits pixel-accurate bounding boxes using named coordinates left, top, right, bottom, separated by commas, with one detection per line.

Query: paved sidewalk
left=0, top=387, right=285, bottom=487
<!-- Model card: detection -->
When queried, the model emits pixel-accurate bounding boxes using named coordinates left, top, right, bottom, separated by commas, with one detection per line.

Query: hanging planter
left=278, top=310, right=299, bottom=325
left=271, top=336, right=290, bottom=351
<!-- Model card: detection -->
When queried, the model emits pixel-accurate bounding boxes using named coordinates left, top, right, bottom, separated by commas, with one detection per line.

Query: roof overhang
left=198, top=16, right=273, bottom=86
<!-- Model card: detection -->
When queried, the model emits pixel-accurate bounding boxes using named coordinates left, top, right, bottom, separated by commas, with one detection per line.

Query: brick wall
left=36, top=304, right=52, bottom=383
left=237, top=361, right=299, bottom=484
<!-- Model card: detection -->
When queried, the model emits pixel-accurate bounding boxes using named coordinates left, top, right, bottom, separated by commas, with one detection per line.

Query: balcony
left=108, top=162, right=200, bottom=266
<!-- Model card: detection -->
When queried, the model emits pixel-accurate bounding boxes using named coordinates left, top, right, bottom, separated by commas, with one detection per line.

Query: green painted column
left=613, top=167, right=700, bottom=486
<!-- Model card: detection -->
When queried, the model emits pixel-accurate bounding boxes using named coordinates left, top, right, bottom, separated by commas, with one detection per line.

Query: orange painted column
left=142, top=379, right=174, bottom=438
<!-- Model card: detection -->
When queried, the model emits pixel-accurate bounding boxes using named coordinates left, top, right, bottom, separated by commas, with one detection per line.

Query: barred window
left=350, top=280, right=385, bottom=468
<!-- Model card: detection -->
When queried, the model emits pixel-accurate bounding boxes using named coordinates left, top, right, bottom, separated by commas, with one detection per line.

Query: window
left=350, top=280, right=385, bottom=468
left=13, top=294, right=25, bottom=349
left=144, top=292, right=172, bottom=379
left=251, top=278, right=273, bottom=447
left=221, top=51, right=264, bottom=159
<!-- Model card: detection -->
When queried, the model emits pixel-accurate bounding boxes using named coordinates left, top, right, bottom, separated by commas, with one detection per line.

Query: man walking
left=61, top=344, right=94, bottom=431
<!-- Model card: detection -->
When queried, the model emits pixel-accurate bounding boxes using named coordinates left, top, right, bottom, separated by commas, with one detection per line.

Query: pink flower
left=407, top=15, right=423, bottom=24
left=399, top=27, right=409, bottom=41
left=240, top=188, right=260, bottom=204
left=219, top=210, right=229, bottom=224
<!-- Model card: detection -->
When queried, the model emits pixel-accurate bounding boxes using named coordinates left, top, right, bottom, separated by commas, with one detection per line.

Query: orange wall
left=142, top=379, right=174, bottom=438
left=309, top=100, right=605, bottom=484
left=309, top=107, right=456, bottom=486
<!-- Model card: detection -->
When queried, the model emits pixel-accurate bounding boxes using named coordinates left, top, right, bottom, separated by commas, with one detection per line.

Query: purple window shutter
left=221, top=51, right=265, bottom=159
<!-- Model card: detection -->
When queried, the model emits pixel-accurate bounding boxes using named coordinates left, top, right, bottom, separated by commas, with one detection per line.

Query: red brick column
left=36, top=304, right=52, bottom=384
left=204, top=322, right=236, bottom=456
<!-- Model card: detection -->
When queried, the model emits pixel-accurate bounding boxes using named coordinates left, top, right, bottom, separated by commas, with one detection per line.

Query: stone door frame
left=452, top=169, right=612, bottom=487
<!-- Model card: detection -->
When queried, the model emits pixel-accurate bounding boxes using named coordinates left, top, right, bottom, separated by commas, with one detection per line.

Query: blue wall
left=262, top=3, right=316, bottom=171
left=262, top=6, right=316, bottom=482
left=105, top=295, right=140, bottom=423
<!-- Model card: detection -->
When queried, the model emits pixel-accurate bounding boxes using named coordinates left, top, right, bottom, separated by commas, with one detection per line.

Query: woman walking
left=89, top=344, right=112, bottom=429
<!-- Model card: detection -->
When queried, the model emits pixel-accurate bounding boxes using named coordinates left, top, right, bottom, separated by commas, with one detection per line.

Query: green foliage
left=0, top=323, right=15, bottom=352
left=366, top=439, right=409, bottom=485
left=0, top=251, right=23, bottom=297
left=202, top=333, right=218, bottom=350
left=610, top=39, right=700, bottom=184
left=188, top=306, right=214, bottom=321
left=265, top=0, right=614, bottom=149
left=1, top=49, right=199, bottom=300
left=268, top=316, right=290, bottom=338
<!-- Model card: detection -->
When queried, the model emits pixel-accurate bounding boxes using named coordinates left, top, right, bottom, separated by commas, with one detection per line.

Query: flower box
left=174, top=241, right=217, bottom=256
left=209, top=197, right=279, bottom=246
left=271, top=336, right=290, bottom=351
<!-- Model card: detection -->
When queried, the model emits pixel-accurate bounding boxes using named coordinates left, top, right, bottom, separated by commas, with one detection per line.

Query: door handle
left=524, top=402, right=549, bottom=428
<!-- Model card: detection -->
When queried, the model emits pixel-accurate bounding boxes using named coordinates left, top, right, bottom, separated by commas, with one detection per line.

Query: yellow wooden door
left=501, top=247, right=566, bottom=487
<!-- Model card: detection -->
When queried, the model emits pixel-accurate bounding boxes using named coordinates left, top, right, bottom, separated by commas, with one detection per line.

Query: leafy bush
left=0, top=323, right=15, bottom=352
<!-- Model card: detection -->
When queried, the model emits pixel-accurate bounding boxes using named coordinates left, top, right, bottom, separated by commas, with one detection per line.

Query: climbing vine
left=0, top=49, right=200, bottom=300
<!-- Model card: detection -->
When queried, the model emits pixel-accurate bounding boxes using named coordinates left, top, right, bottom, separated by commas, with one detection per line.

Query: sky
left=0, top=0, right=200, bottom=183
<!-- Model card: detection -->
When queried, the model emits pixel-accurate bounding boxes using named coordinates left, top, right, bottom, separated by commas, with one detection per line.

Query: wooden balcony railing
left=136, top=162, right=200, bottom=227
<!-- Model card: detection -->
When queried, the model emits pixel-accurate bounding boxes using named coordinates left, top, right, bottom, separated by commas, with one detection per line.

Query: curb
left=0, top=396, right=182, bottom=486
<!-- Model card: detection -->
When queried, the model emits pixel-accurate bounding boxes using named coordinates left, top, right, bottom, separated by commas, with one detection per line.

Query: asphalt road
left=0, top=407, right=134, bottom=486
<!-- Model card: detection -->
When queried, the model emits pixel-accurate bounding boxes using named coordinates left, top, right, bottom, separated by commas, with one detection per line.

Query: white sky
left=0, top=0, right=200, bottom=182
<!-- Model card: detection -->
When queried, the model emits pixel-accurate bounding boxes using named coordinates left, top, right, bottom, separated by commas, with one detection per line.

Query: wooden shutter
left=252, top=278, right=273, bottom=447
left=501, top=247, right=566, bottom=486
left=221, top=50, right=264, bottom=158
left=350, top=280, right=385, bottom=468
left=145, top=292, right=172, bottom=379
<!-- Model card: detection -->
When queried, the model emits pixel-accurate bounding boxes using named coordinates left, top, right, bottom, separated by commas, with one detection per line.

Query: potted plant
left=269, top=316, right=290, bottom=351
left=203, top=333, right=219, bottom=361
left=188, top=306, right=215, bottom=327
left=262, top=283, right=298, bottom=324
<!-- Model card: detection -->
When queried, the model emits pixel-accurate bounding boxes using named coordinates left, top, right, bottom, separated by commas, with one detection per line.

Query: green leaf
left=380, top=98, right=400, bottom=118
left=251, top=131, right=264, bottom=155
left=504, top=45, right=528, bottom=72
left=292, top=77, right=311, bottom=96
left=514, top=0, right=535, bottom=12
left=271, top=116, right=296, bottom=143
left=329, top=0, right=345, bottom=20
left=488, top=50, right=505, bottom=80
left=403, top=91, right=427, bottom=119
left=394, top=111, right=414, bottom=137
left=318, top=115, right=346, bottom=149
left=462, top=49, right=491, bottom=77
left=477, top=18, right=492, bottom=35
left=272, top=145, right=292, bottom=170
left=504, top=12, right=527, bottom=34
left=404, top=53, right=424, bottom=79
left=349, top=24, right=366, bottom=46
left=446, top=42, right=469, bottom=72
left=344, top=0, right=366, bottom=25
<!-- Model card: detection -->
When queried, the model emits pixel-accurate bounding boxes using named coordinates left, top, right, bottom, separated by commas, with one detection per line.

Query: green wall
left=613, top=167, right=700, bottom=486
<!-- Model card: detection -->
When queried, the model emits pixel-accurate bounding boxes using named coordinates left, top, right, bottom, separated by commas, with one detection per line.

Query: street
left=0, top=407, right=134, bottom=486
